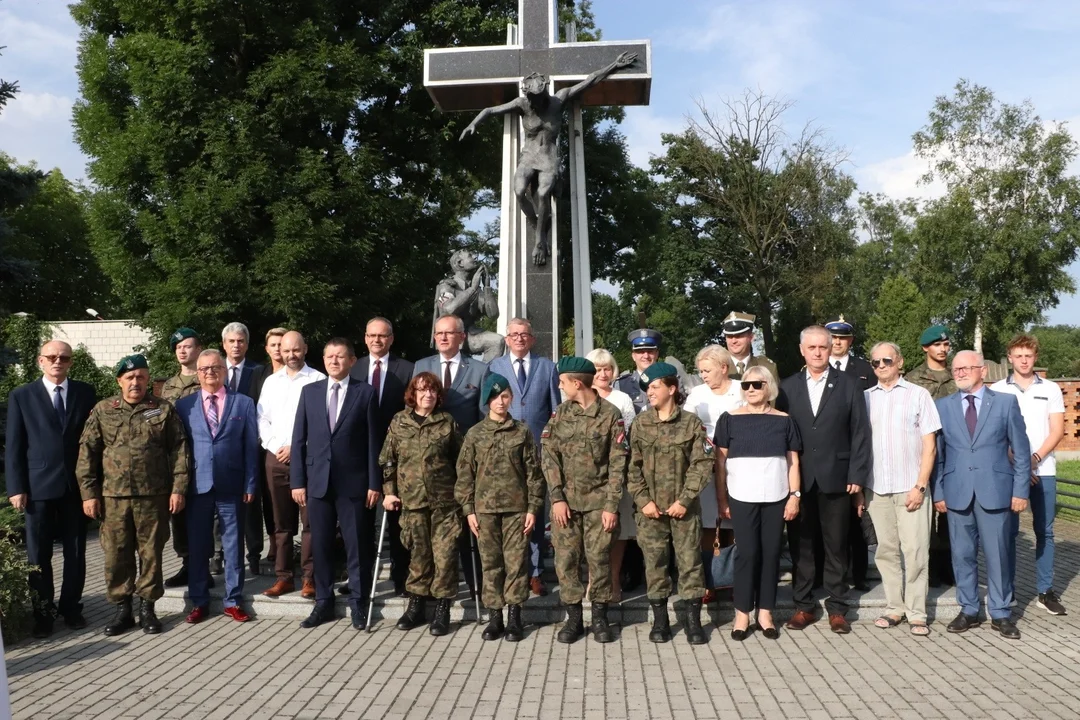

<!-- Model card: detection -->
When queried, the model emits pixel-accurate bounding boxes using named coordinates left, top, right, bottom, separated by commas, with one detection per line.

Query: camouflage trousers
left=100, top=495, right=171, bottom=604
left=551, top=508, right=615, bottom=604
left=475, top=512, right=529, bottom=610
left=401, top=507, right=461, bottom=599
left=637, top=510, right=706, bottom=601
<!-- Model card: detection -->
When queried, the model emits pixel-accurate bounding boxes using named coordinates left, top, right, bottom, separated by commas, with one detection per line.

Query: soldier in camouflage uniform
left=541, top=356, right=629, bottom=644
left=456, top=373, right=544, bottom=642
left=76, top=355, right=189, bottom=636
left=381, top=371, right=463, bottom=636
left=159, top=327, right=203, bottom=589
left=629, top=362, right=712, bottom=645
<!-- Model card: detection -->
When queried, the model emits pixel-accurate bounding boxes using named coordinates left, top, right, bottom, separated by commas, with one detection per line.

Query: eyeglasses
left=952, top=365, right=983, bottom=375
left=197, top=366, right=225, bottom=374
left=434, top=331, right=462, bottom=338
left=506, top=332, right=533, bottom=340
left=740, top=380, right=766, bottom=391
left=365, top=333, right=391, bottom=340
left=41, top=355, right=72, bottom=364
left=870, top=358, right=896, bottom=368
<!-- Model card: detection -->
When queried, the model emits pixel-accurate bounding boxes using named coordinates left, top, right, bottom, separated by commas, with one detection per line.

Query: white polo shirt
left=990, top=374, right=1065, bottom=475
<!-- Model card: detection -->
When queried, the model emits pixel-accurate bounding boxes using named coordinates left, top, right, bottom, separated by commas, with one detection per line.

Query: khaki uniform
left=540, top=398, right=629, bottom=604
left=730, top=355, right=778, bottom=382
left=629, top=407, right=713, bottom=601
left=76, top=394, right=188, bottom=603
left=159, top=372, right=200, bottom=404
left=456, top=417, right=544, bottom=609
left=380, top=410, right=462, bottom=600
left=904, top=361, right=956, bottom=401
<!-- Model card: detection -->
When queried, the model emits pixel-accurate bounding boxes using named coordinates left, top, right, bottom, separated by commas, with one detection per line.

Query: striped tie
left=207, top=395, right=219, bottom=436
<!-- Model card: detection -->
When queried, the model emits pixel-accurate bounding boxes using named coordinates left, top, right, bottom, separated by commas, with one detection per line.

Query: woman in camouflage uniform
left=628, top=362, right=713, bottom=645
left=380, top=372, right=463, bottom=636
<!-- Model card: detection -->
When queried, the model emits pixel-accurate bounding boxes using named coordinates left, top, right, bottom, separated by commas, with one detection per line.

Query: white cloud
left=856, top=150, right=946, bottom=203
left=622, top=108, right=684, bottom=170
left=0, top=91, right=86, bottom=179
left=0, top=8, right=79, bottom=75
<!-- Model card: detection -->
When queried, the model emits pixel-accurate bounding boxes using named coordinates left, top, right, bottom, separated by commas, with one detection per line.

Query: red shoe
left=186, top=606, right=210, bottom=624
left=224, top=606, right=251, bottom=623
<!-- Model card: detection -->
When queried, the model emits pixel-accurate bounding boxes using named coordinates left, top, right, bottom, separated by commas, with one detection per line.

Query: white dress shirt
left=439, top=352, right=463, bottom=386
left=509, top=352, right=531, bottom=385
left=326, top=376, right=350, bottom=426
left=806, top=369, right=829, bottom=415
left=366, top=354, right=389, bottom=399
left=41, top=376, right=69, bottom=413
left=257, top=364, right=326, bottom=452
left=831, top=354, right=849, bottom=372
left=226, top=359, right=246, bottom=391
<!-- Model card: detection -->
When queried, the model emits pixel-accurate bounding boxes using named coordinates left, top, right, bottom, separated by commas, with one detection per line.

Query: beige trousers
left=867, top=489, right=933, bottom=623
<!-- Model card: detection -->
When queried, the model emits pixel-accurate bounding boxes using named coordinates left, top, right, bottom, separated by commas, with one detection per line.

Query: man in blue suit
left=489, top=317, right=560, bottom=596
left=5, top=340, right=97, bottom=637
left=175, top=350, right=260, bottom=623
left=414, top=314, right=491, bottom=594
left=934, top=349, right=1030, bottom=640
left=291, top=338, right=381, bottom=630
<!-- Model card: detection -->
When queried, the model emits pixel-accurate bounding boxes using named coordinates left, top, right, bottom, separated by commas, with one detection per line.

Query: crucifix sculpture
left=424, top=0, right=652, bottom=358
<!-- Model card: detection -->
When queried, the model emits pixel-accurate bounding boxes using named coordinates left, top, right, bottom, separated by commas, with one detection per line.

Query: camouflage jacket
left=541, top=397, right=628, bottom=514
left=455, top=417, right=543, bottom=516
left=76, top=394, right=189, bottom=499
left=730, top=354, right=779, bottom=382
left=628, top=407, right=714, bottom=511
left=379, top=410, right=462, bottom=510
left=904, top=362, right=956, bottom=401
left=159, top=372, right=200, bottom=404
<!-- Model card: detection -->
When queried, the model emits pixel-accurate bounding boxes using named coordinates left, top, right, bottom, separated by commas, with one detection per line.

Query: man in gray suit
left=934, top=349, right=1030, bottom=640
left=489, top=317, right=561, bottom=596
left=413, top=313, right=491, bottom=593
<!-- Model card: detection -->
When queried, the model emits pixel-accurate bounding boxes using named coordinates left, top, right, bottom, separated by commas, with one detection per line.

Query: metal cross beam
left=424, top=0, right=651, bottom=112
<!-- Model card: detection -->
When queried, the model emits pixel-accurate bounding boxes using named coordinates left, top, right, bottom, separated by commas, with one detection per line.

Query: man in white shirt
left=864, top=342, right=940, bottom=635
left=990, top=334, right=1067, bottom=615
left=257, top=330, right=326, bottom=598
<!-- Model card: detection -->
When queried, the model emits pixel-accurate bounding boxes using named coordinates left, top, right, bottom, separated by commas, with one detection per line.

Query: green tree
left=1029, top=325, right=1080, bottom=378
left=911, top=80, right=1080, bottom=355
left=863, top=274, right=932, bottom=366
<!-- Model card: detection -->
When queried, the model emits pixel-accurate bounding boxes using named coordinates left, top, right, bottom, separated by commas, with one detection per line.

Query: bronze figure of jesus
left=459, top=51, right=638, bottom=266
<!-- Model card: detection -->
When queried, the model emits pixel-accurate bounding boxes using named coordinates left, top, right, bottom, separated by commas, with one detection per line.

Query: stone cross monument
left=424, top=0, right=651, bottom=358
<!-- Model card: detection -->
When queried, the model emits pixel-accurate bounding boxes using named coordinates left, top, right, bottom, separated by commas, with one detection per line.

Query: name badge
left=143, top=409, right=163, bottom=418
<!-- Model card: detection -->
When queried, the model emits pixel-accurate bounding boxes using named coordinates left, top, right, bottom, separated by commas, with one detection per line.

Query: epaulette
left=616, top=370, right=632, bottom=379
left=111, top=399, right=121, bottom=409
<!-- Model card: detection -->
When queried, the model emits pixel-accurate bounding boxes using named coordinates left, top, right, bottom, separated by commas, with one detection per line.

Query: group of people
left=3, top=308, right=1066, bottom=644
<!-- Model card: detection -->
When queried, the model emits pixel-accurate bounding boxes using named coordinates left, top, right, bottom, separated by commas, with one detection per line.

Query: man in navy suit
left=175, top=349, right=260, bottom=623
left=934, top=349, right=1031, bottom=640
left=489, top=317, right=560, bottom=596
left=413, top=314, right=491, bottom=593
left=292, top=338, right=381, bottom=629
left=5, top=340, right=96, bottom=637
left=221, top=322, right=261, bottom=396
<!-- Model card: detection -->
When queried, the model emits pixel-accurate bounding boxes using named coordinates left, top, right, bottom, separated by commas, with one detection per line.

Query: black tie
left=443, top=361, right=452, bottom=390
left=229, top=366, right=239, bottom=392
left=53, top=386, right=65, bottom=427
left=965, top=395, right=977, bottom=438
left=516, top=358, right=527, bottom=389
left=834, top=360, right=842, bottom=371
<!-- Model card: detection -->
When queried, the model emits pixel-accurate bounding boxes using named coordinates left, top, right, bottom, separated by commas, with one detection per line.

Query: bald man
left=5, top=341, right=97, bottom=637
left=256, top=331, right=326, bottom=597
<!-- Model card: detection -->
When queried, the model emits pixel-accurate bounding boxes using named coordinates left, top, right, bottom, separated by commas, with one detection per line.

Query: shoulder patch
left=111, top=399, right=121, bottom=409
left=702, top=433, right=715, bottom=457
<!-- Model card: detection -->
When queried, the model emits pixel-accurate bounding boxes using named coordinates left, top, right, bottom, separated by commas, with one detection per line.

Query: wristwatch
left=916, top=486, right=927, bottom=494
left=789, top=490, right=801, bottom=498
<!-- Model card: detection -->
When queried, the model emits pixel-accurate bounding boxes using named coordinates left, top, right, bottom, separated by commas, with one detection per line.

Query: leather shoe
left=248, top=558, right=260, bottom=577
left=828, top=614, right=851, bottom=634
left=946, top=613, right=981, bottom=633
left=785, top=610, right=816, bottom=630
left=730, top=627, right=748, bottom=642
left=263, top=579, right=295, bottom=597
left=32, top=614, right=53, bottom=639
left=337, top=583, right=350, bottom=596
left=530, top=577, right=548, bottom=597
left=761, top=626, right=780, bottom=640
left=852, top=580, right=871, bottom=592
left=63, top=612, right=87, bottom=630
left=300, top=604, right=335, bottom=629
left=209, top=554, right=224, bottom=576
left=164, top=564, right=188, bottom=588
left=300, top=579, right=316, bottom=599
left=350, top=604, right=368, bottom=630
left=186, top=606, right=210, bottom=624
left=224, top=606, right=251, bottom=623
left=991, top=618, right=1020, bottom=640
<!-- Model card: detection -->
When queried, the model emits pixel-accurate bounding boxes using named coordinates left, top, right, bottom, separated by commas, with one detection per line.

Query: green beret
left=919, top=325, right=951, bottom=346
left=169, top=327, right=200, bottom=351
left=482, top=373, right=511, bottom=406
left=556, top=356, right=596, bottom=375
left=115, top=354, right=149, bottom=377
left=639, top=361, right=679, bottom=391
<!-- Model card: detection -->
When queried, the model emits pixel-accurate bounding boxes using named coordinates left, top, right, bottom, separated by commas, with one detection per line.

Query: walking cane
left=367, top=508, right=389, bottom=633
left=469, top=528, right=485, bottom=625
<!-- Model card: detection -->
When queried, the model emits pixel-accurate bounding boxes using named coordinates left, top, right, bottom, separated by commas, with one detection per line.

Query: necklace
left=746, top=404, right=771, bottom=415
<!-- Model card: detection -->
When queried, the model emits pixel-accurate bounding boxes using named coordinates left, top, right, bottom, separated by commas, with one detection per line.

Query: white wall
left=47, top=320, right=152, bottom=369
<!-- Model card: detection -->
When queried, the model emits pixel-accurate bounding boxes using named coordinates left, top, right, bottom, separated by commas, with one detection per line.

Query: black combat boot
left=397, top=595, right=426, bottom=631
left=649, top=600, right=671, bottom=643
left=104, top=598, right=135, bottom=636
left=685, top=599, right=707, bottom=645
left=139, top=599, right=163, bottom=634
left=429, top=598, right=452, bottom=637
left=482, top=608, right=504, bottom=641
left=557, top=603, right=585, bottom=644
left=504, top=604, right=524, bottom=642
left=590, top=602, right=615, bottom=643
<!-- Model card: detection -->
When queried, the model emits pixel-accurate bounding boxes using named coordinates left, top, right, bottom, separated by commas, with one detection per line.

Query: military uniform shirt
left=159, top=372, right=200, bottom=404
left=379, top=409, right=461, bottom=510
left=541, top=398, right=629, bottom=514
left=455, top=417, right=544, bottom=516
left=628, top=407, right=714, bottom=510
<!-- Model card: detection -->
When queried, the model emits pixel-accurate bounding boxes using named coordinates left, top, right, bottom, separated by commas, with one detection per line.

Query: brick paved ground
left=7, top=514, right=1080, bottom=720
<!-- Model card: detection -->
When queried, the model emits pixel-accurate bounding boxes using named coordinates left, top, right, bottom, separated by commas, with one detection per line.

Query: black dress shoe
left=946, top=613, right=981, bottom=633
left=300, top=604, right=335, bottom=629
left=164, top=564, right=188, bottom=588
left=337, top=583, right=350, bottom=596
left=760, top=626, right=779, bottom=640
left=852, top=580, right=871, bottom=592
left=32, top=614, right=53, bottom=639
left=248, top=558, right=260, bottom=577
left=991, top=618, right=1021, bottom=640
left=350, top=604, right=368, bottom=630
left=63, top=612, right=88, bottom=630
left=730, top=628, right=748, bottom=641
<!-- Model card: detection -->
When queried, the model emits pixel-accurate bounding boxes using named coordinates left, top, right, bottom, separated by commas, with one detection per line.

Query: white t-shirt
left=990, top=375, right=1065, bottom=475
left=682, top=382, right=744, bottom=438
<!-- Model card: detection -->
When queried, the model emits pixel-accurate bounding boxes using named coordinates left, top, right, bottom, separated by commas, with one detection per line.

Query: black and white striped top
left=713, top=413, right=802, bottom=503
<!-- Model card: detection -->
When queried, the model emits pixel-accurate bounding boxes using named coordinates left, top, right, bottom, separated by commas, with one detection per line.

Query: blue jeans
left=1009, top=475, right=1057, bottom=594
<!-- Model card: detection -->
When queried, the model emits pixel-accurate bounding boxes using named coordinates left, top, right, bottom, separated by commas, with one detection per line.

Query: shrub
left=0, top=532, right=36, bottom=643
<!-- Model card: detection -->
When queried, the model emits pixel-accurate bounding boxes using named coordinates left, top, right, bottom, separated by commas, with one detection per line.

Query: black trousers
left=25, top=493, right=88, bottom=616
left=849, top=505, right=869, bottom=584
left=788, top=485, right=850, bottom=615
left=729, top=497, right=786, bottom=613
left=309, top=488, right=375, bottom=606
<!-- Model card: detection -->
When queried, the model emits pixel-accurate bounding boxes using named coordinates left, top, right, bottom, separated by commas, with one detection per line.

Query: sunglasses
left=41, top=355, right=72, bottom=364
left=870, top=358, right=896, bottom=368
left=740, top=380, right=766, bottom=391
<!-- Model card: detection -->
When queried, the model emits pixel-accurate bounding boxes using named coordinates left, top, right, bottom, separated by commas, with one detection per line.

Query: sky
left=2, top=0, right=1080, bottom=324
